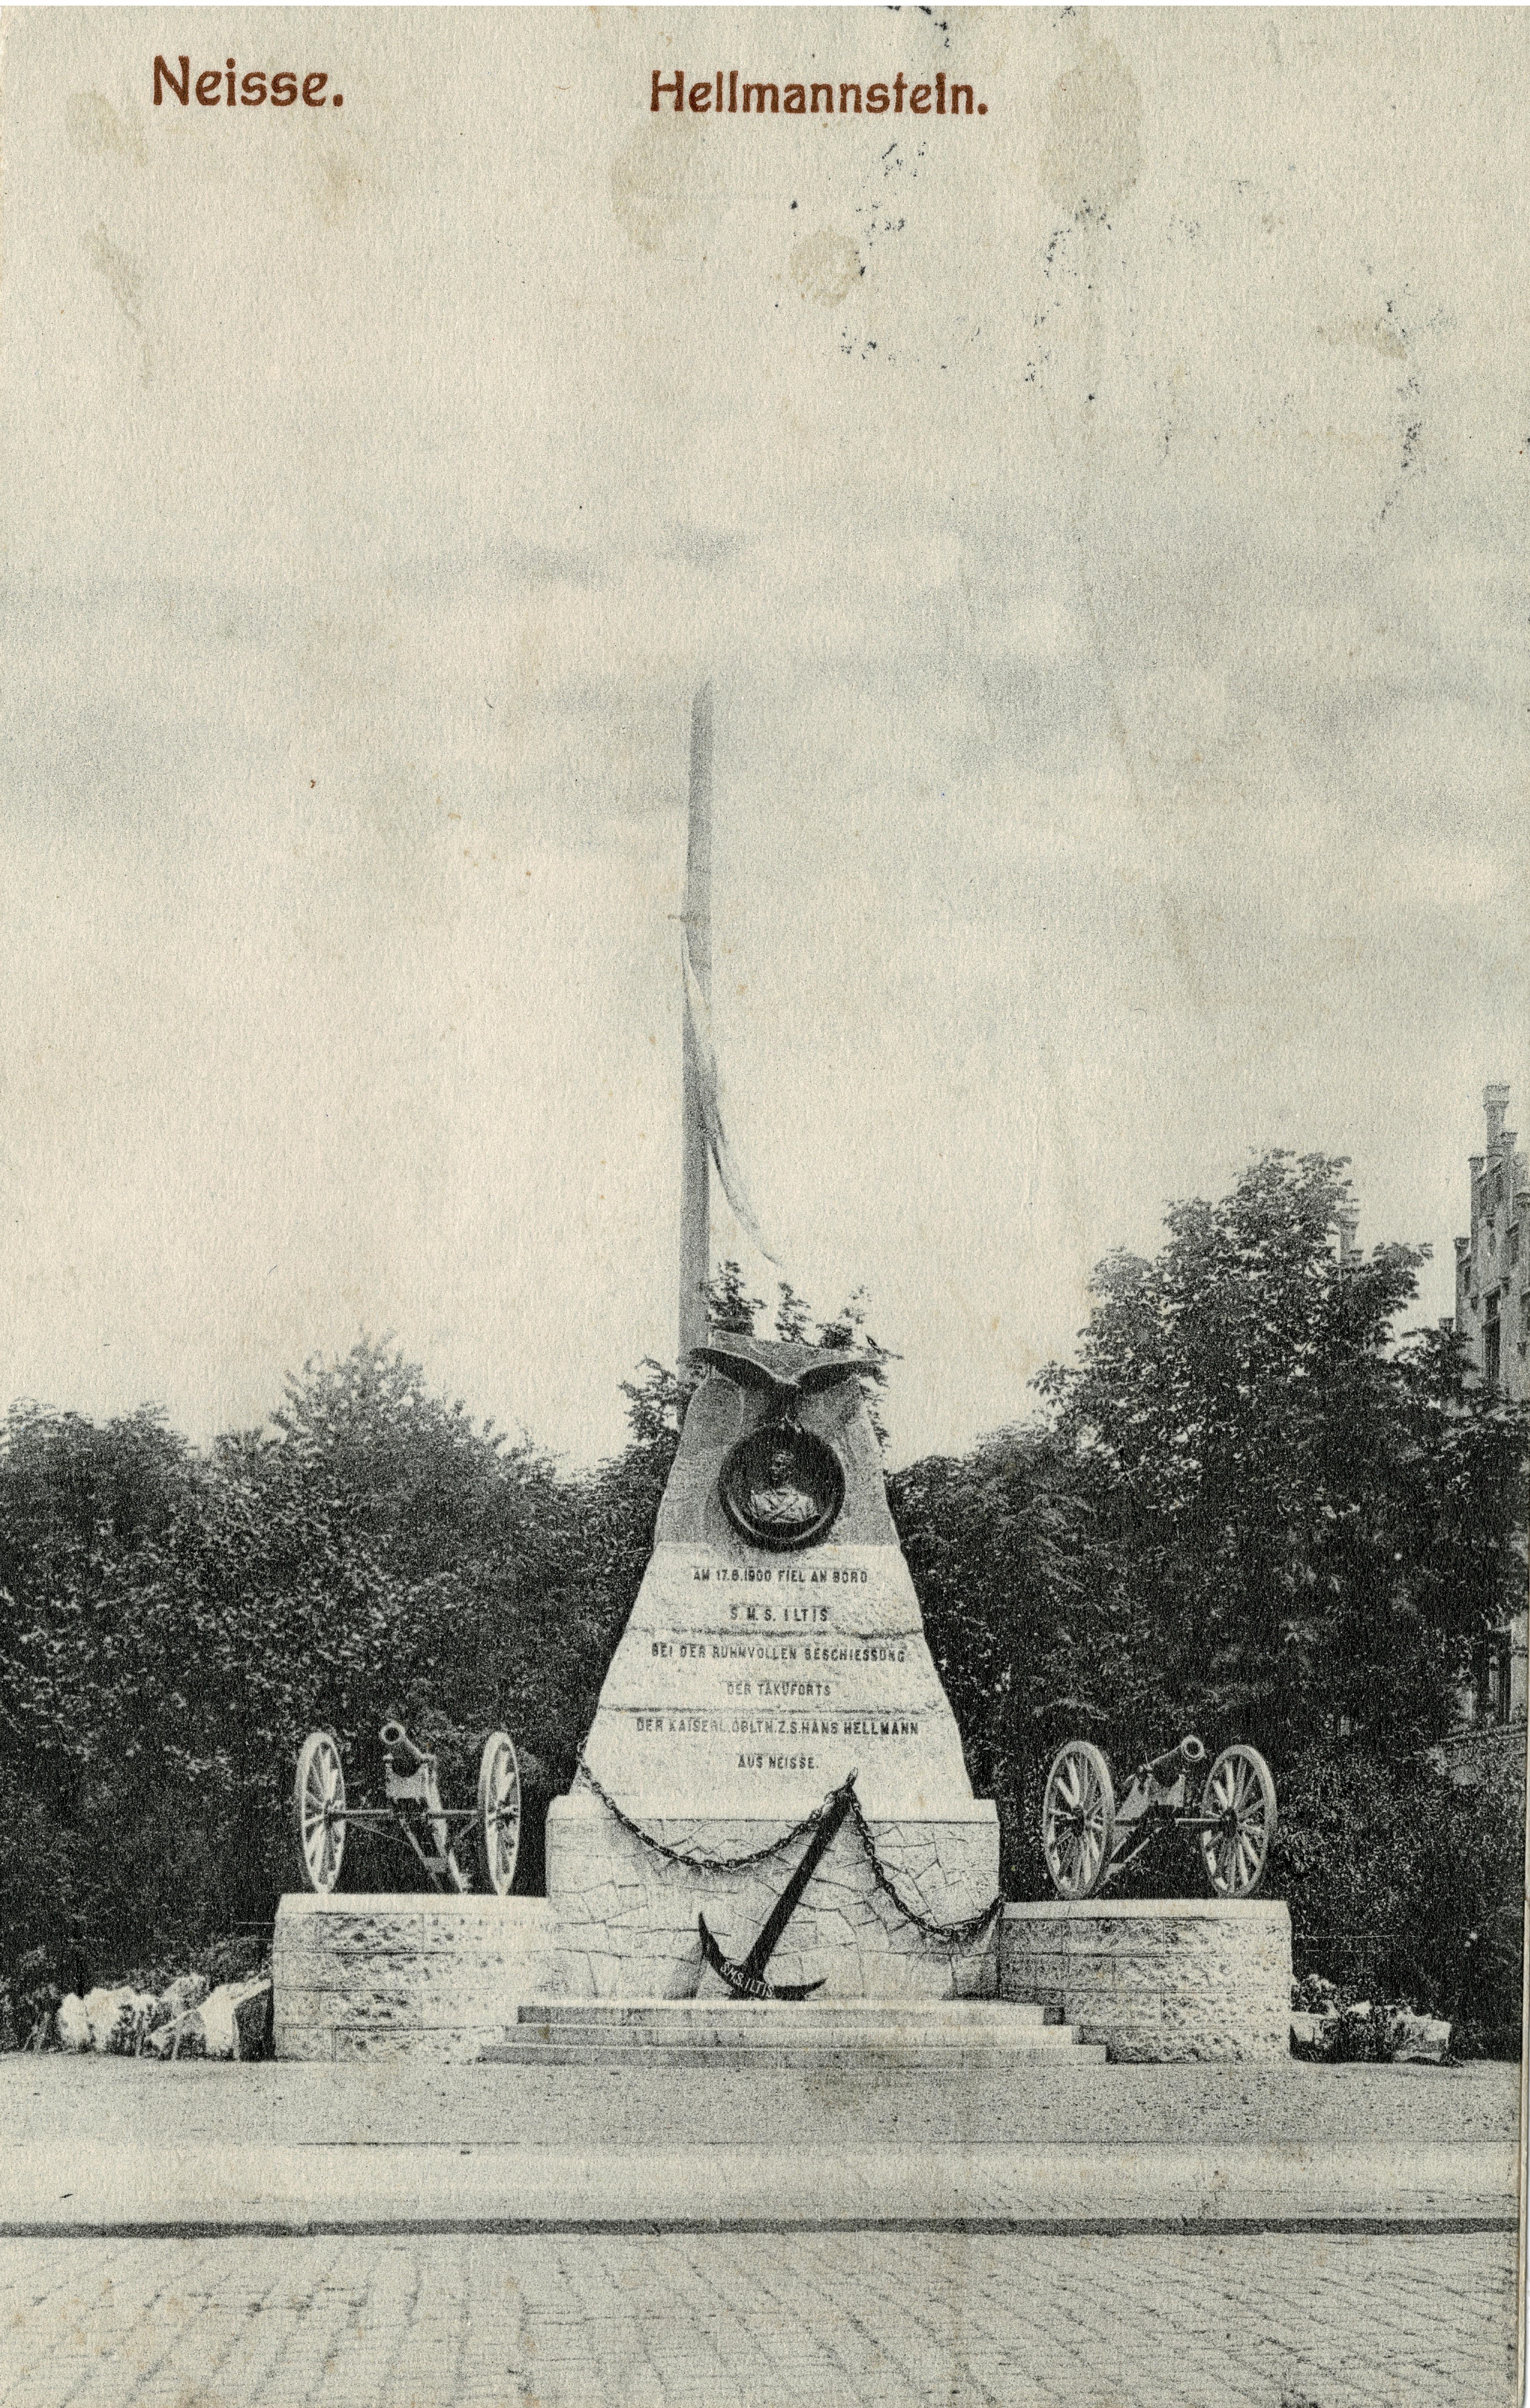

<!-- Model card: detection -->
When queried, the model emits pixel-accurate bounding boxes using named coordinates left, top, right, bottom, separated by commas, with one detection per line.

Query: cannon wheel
left=477, top=1731, right=522, bottom=1897
left=295, top=1730, right=346, bottom=1894
left=1041, top=1740, right=1116, bottom=1900
left=1199, top=1744, right=1277, bottom=1898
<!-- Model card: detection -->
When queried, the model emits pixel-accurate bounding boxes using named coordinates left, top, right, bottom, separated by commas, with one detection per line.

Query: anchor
left=697, top=1770, right=859, bottom=2001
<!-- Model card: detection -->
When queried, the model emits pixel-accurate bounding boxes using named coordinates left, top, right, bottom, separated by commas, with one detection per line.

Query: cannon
left=1039, top=1731, right=1276, bottom=1901
left=293, top=1721, right=522, bottom=1897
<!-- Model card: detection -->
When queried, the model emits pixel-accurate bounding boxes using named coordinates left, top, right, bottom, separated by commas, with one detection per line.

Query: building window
left=1485, top=1315, right=1502, bottom=1389
left=1475, top=1636, right=1512, bottom=1728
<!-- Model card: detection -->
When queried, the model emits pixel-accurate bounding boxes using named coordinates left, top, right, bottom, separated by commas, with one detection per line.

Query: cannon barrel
left=1141, top=1733, right=1206, bottom=1784
left=379, top=1719, right=431, bottom=1773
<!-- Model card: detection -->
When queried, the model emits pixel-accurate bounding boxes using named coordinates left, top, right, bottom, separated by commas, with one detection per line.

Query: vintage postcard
left=0, top=7, right=1524, bottom=2405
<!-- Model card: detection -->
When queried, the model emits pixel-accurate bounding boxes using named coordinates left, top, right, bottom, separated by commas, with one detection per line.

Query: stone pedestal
left=272, top=1339, right=1010, bottom=2047
left=273, top=1895, right=556, bottom=2062
left=543, top=1338, right=1001, bottom=2000
left=546, top=1794, right=998, bottom=2000
left=1000, top=1899, right=1293, bottom=2062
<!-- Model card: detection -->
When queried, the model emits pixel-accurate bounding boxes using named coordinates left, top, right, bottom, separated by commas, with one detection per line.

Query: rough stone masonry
left=543, top=1333, right=1001, bottom=2000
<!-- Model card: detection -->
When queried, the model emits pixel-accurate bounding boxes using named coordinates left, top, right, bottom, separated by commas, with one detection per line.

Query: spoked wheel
left=1041, top=1740, right=1116, bottom=1900
left=1199, top=1744, right=1277, bottom=1897
left=476, top=1731, right=522, bottom=1897
left=295, top=1730, right=346, bottom=1893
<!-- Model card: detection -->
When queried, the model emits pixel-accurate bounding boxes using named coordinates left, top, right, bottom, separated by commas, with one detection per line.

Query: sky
left=0, top=7, right=1526, bottom=1471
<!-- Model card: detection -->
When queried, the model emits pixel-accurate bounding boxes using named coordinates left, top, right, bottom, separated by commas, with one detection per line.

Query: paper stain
left=65, top=90, right=147, bottom=167
left=313, top=153, right=365, bottom=227
left=1315, top=317, right=1409, bottom=361
left=518, top=620, right=546, bottom=698
left=82, top=221, right=141, bottom=327
left=82, top=221, right=155, bottom=387
left=1043, top=40, right=1142, bottom=223
left=611, top=118, right=699, bottom=256
left=790, top=230, right=861, bottom=307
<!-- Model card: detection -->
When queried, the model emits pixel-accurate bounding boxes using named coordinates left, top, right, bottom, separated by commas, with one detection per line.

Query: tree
left=771, top=1283, right=814, bottom=1344
left=258, top=1338, right=570, bottom=1772
left=0, top=1342, right=585, bottom=1977
left=706, top=1263, right=765, bottom=1337
left=1034, top=1151, right=1529, bottom=1761
left=890, top=1427, right=1125, bottom=1888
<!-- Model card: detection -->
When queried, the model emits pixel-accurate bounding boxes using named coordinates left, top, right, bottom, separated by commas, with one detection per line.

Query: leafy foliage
left=0, top=1349, right=575, bottom=1980
left=1034, top=1152, right=1528, bottom=1763
left=1, top=1158, right=1523, bottom=2038
left=900, top=1152, right=1527, bottom=1908
left=889, top=1430, right=1124, bottom=1889
left=1276, top=1736, right=1526, bottom=2037
left=0, top=1281, right=892, bottom=1993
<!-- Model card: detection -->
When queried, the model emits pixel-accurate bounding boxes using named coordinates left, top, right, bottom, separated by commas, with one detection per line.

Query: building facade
left=1455, top=1083, right=1530, bottom=1404
left=1449, top=1082, right=1529, bottom=1744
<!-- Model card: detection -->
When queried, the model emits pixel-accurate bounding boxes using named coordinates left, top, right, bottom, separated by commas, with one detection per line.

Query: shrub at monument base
left=1277, top=1736, right=1525, bottom=2047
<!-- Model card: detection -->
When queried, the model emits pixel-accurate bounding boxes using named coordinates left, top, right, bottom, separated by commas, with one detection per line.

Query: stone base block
left=273, top=1895, right=556, bottom=2062
left=1000, top=1899, right=1293, bottom=2062
left=545, top=1794, right=1000, bottom=2001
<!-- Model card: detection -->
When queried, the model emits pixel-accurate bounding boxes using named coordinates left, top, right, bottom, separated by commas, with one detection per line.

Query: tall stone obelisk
left=678, top=683, right=713, bottom=1369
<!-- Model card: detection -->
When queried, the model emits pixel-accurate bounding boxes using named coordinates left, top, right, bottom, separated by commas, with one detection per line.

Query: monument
left=541, top=687, right=1002, bottom=2001
left=274, top=685, right=1288, bottom=2064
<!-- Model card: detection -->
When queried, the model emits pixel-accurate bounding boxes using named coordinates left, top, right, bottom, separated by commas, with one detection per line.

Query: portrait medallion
left=719, top=1423, right=846, bottom=1552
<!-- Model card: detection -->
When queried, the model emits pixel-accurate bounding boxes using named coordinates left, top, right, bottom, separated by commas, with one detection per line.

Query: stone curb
left=0, top=2215, right=1512, bottom=2238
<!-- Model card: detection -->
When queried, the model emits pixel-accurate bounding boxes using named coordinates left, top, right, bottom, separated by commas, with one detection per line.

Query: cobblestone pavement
left=1, top=2230, right=1517, bottom=2408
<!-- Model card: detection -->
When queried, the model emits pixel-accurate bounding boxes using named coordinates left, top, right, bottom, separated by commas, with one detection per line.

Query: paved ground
left=3, top=2056, right=1518, bottom=2153
left=1, top=2229, right=1518, bottom=2407
left=0, top=2063, right=1520, bottom=2406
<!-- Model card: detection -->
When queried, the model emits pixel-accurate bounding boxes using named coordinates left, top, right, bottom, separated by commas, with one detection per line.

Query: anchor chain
left=842, top=1790, right=1002, bottom=1949
left=575, top=1754, right=1002, bottom=1950
left=575, top=1754, right=828, bottom=1871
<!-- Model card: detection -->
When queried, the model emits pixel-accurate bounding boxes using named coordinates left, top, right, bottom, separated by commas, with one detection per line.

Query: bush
left=1276, top=1735, right=1526, bottom=2035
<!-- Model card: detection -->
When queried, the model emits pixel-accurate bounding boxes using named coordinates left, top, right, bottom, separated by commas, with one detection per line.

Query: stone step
left=486, top=2002, right=1101, bottom=2068
left=484, top=2034, right=1107, bottom=2068
left=499, top=2028, right=1082, bottom=2055
left=513, top=1997, right=1049, bottom=2032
